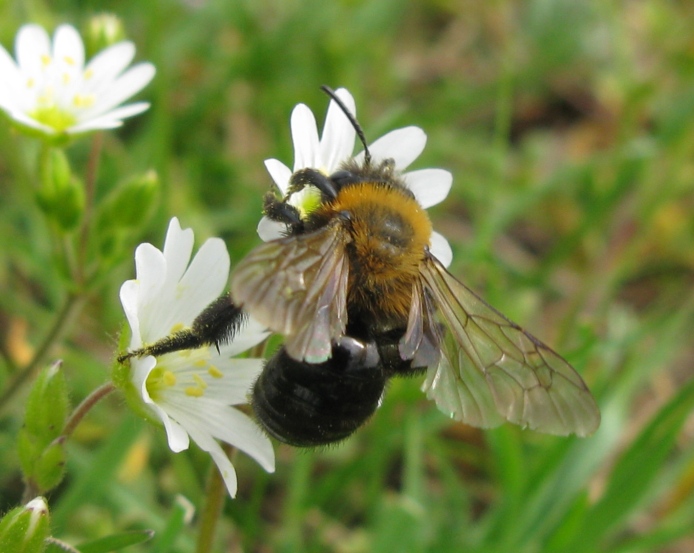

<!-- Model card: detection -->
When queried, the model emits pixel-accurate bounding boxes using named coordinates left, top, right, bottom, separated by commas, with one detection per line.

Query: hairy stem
left=62, top=381, right=116, bottom=439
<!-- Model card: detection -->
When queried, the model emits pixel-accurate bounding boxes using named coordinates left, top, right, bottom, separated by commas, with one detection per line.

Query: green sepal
left=0, top=497, right=50, bottom=553
left=18, top=362, right=70, bottom=492
left=35, top=148, right=85, bottom=232
left=34, top=438, right=67, bottom=492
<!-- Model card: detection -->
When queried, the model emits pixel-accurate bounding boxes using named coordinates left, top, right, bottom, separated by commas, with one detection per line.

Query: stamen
left=163, top=371, right=177, bottom=386
left=208, top=366, right=223, bottom=379
left=192, top=373, right=207, bottom=389
left=184, top=386, right=204, bottom=398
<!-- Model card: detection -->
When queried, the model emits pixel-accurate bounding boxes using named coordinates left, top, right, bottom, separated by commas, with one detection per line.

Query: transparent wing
left=419, top=255, right=600, bottom=437
left=230, top=221, right=349, bottom=363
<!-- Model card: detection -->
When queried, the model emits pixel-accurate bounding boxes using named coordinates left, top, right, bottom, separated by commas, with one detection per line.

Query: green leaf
left=567, top=377, right=694, bottom=551
left=76, top=530, right=155, bottom=553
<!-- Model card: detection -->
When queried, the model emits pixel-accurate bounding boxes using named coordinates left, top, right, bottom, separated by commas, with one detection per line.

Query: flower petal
left=52, top=25, right=84, bottom=70
left=429, top=231, right=453, bottom=268
left=257, top=216, right=285, bottom=242
left=403, top=168, right=453, bottom=209
left=68, top=103, right=150, bottom=133
left=162, top=218, right=194, bottom=286
left=319, top=88, right=356, bottom=171
left=263, top=158, right=292, bottom=194
left=16, top=24, right=50, bottom=74
left=81, top=62, right=155, bottom=119
left=84, top=41, right=136, bottom=88
left=291, top=103, right=320, bottom=170
left=356, top=126, right=427, bottom=170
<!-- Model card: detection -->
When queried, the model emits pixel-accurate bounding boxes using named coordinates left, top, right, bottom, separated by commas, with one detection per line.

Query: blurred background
left=1, top=0, right=694, bottom=551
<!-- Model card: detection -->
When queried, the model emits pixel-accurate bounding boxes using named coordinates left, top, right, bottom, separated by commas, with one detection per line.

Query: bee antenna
left=320, top=85, right=371, bottom=165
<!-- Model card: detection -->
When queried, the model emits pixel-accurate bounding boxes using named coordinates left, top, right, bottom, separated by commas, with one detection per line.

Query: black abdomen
left=252, top=338, right=386, bottom=447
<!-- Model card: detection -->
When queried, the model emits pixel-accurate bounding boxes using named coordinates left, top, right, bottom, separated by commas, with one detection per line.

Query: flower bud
left=36, top=149, right=85, bottom=232
left=0, top=497, right=50, bottom=553
left=85, top=14, right=126, bottom=57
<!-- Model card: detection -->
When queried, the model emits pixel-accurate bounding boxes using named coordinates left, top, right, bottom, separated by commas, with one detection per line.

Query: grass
left=2, top=0, right=694, bottom=551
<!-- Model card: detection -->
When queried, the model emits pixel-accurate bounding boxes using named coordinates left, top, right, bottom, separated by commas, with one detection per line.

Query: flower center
left=29, top=105, right=77, bottom=132
left=145, top=350, right=225, bottom=402
left=23, top=54, right=98, bottom=132
left=289, top=185, right=322, bottom=219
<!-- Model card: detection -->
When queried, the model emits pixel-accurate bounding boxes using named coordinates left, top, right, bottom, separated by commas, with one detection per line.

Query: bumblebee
left=120, top=87, right=600, bottom=447
left=230, top=87, right=600, bottom=445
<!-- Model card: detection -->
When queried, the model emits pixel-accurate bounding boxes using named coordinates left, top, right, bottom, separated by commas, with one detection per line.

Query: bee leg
left=289, top=168, right=338, bottom=199
left=118, top=295, right=246, bottom=363
left=263, top=192, right=304, bottom=233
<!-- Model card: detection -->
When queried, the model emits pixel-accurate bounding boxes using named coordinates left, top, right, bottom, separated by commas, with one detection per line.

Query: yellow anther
left=184, top=386, right=204, bottom=398
left=163, top=371, right=177, bottom=386
left=170, top=322, right=186, bottom=333
left=208, top=366, right=223, bottom=379
left=41, top=54, right=51, bottom=66
left=192, top=374, right=207, bottom=389
left=193, top=359, right=208, bottom=368
left=63, top=55, right=75, bottom=65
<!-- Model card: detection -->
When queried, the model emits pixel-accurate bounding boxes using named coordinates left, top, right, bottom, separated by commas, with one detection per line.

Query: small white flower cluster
left=0, top=23, right=154, bottom=136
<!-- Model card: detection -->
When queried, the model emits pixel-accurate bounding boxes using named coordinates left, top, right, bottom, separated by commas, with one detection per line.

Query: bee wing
left=418, top=255, right=600, bottom=437
left=230, top=221, right=349, bottom=363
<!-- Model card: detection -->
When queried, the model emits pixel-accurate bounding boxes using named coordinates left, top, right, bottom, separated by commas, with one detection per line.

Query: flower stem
left=62, top=381, right=116, bottom=439
left=77, top=132, right=103, bottom=285
left=0, top=291, right=85, bottom=415
left=195, top=446, right=234, bottom=553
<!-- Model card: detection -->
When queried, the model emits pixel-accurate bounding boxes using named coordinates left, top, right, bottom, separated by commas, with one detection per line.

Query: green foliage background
left=2, top=0, right=694, bottom=551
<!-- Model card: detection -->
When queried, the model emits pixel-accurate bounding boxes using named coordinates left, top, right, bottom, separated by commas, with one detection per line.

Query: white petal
left=69, top=105, right=149, bottom=134
left=263, top=158, right=292, bottom=194
left=174, top=237, right=230, bottom=320
left=0, top=46, right=23, bottom=107
left=84, top=41, right=136, bottom=86
left=16, top=25, right=50, bottom=74
left=69, top=102, right=150, bottom=133
left=319, top=88, right=356, bottom=171
left=257, top=216, right=285, bottom=242
left=157, top=405, right=191, bottom=452
left=403, top=168, right=453, bottom=209
left=119, top=280, right=143, bottom=347
left=291, top=103, right=320, bottom=170
left=357, top=126, right=426, bottom=170
left=162, top=218, right=194, bottom=286
left=82, top=63, right=155, bottom=119
left=429, top=231, right=453, bottom=268
left=220, top=316, right=269, bottom=357
left=53, top=25, right=84, bottom=69
left=207, top=446, right=239, bottom=497
left=166, top=400, right=275, bottom=473
left=201, top=358, right=264, bottom=403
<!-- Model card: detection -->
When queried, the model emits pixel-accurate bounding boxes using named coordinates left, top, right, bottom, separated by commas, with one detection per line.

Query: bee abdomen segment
left=252, top=339, right=385, bottom=447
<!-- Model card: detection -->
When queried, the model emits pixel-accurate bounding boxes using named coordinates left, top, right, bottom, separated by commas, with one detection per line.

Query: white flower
left=259, top=87, right=454, bottom=266
left=0, top=23, right=155, bottom=137
left=119, top=218, right=274, bottom=498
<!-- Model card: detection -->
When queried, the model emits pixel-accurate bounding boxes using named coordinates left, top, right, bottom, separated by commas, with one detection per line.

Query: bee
left=230, top=87, right=600, bottom=445
left=120, top=87, right=600, bottom=447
